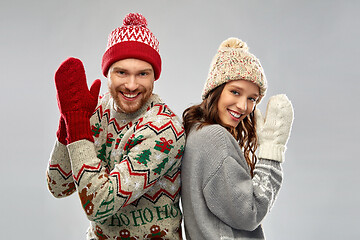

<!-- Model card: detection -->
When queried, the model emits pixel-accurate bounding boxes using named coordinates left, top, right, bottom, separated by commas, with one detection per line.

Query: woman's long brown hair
left=182, top=84, right=258, bottom=176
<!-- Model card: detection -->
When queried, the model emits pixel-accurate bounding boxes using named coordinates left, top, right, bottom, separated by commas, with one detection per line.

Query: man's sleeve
left=46, top=141, right=76, bottom=198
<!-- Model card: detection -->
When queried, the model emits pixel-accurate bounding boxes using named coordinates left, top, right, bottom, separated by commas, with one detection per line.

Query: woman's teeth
left=229, top=110, right=241, bottom=119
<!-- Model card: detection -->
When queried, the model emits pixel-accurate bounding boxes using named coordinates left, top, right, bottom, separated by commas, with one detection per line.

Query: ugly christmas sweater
left=47, top=93, right=185, bottom=240
left=181, top=124, right=283, bottom=240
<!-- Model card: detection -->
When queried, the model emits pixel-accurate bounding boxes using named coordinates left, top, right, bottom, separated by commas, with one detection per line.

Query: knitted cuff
left=56, top=117, right=68, bottom=145
left=63, top=111, right=94, bottom=144
left=258, top=143, right=286, bottom=163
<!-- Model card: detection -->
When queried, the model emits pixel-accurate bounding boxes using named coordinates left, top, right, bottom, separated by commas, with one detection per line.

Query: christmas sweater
left=181, top=124, right=283, bottom=240
left=47, top=93, right=185, bottom=240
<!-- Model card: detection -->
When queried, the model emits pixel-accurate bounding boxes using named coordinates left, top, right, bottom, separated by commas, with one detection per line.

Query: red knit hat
left=101, top=13, right=161, bottom=80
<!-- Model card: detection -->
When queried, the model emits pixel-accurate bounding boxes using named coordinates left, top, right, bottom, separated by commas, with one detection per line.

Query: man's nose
left=124, top=76, right=138, bottom=91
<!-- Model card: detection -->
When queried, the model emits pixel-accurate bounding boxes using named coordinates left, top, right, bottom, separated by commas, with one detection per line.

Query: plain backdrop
left=1, top=0, right=359, bottom=239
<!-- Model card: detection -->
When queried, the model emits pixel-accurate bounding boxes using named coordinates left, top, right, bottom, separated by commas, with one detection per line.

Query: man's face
left=108, top=58, right=155, bottom=113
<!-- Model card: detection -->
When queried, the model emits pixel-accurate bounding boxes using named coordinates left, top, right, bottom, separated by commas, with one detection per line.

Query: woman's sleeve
left=202, top=141, right=282, bottom=231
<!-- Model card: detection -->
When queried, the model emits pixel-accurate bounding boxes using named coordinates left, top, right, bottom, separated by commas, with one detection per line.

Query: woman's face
left=217, top=79, right=260, bottom=128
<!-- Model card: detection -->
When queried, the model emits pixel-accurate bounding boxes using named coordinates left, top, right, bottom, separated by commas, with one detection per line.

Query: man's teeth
left=229, top=111, right=241, bottom=118
left=123, top=93, right=138, bottom=98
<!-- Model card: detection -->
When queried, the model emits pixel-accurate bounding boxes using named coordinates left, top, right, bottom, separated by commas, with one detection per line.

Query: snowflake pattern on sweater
left=47, top=93, right=185, bottom=239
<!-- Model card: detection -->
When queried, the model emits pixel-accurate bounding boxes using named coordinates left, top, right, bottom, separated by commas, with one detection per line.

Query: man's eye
left=139, top=72, right=148, bottom=76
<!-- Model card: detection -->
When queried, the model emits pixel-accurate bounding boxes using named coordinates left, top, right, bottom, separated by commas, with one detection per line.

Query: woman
left=181, top=37, right=294, bottom=239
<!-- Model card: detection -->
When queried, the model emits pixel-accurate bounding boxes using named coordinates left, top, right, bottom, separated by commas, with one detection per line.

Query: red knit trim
left=56, top=117, right=68, bottom=145
left=63, top=111, right=94, bottom=144
left=101, top=41, right=161, bottom=80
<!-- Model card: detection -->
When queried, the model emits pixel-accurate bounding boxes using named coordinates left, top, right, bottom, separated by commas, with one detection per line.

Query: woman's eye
left=249, top=97, right=257, bottom=102
left=231, top=90, right=239, bottom=95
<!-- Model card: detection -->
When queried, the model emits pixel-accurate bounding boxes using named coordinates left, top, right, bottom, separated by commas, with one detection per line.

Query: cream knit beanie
left=202, top=37, right=267, bottom=102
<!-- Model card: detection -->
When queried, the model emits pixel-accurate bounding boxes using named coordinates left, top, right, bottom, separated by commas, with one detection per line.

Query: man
left=46, top=13, right=185, bottom=239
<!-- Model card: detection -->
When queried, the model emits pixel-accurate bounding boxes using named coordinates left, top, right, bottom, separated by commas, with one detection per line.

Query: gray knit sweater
left=181, top=124, right=283, bottom=240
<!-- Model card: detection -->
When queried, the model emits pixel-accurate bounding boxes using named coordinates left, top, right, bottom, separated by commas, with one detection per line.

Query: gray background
left=1, top=0, right=359, bottom=239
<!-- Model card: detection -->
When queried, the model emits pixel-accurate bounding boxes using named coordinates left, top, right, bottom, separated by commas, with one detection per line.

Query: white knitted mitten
left=254, top=94, right=294, bottom=163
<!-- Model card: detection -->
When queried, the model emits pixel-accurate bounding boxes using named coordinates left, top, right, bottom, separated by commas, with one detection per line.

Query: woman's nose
left=236, top=98, right=247, bottom=113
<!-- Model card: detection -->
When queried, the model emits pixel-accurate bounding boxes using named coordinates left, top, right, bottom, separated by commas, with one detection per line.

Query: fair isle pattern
left=88, top=99, right=184, bottom=205
left=46, top=142, right=77, bottom=198
left=72, top=162, right=102, bottom=183
left=142, top=170, right=181, bottom=203
left=106, top=26, right=159, bottom=52
left=129, top=170, right=181, bottom=207
left=133, top=110, right=184, bottom=142
left=63, top=93, right=184, bottom=239
left=252, top=160, right=283, bottom=210
left=93, top=101, right=183, bottom=140
left=106, top=13, right=159, bottom=52
left=92, top=104, right=133, bottom=136
left=48, top=163, right=72, bottom=179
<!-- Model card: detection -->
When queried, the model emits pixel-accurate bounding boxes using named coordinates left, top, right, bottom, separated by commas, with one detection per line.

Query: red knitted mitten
left=55, top=57, right=101, bottom=144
